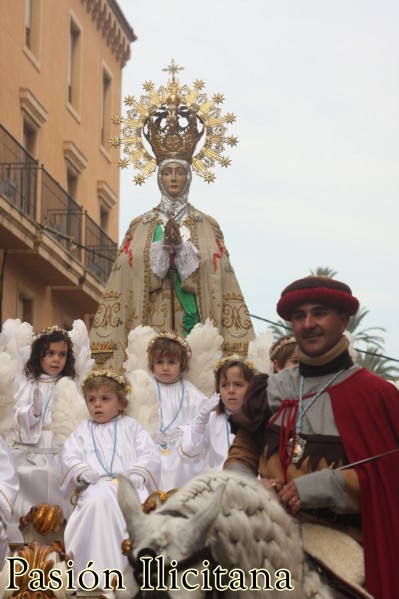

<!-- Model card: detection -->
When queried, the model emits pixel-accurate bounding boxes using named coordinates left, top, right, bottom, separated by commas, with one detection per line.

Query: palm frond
left=356, top=346, right=399, bottom=379
left=310, top=266, right=338, bottom=278
left=267, top=320, right=292, bottom=339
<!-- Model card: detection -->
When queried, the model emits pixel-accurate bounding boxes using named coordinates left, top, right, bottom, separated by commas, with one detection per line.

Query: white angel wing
left=0, top=319, right=33, bottom=440
left=123, top=325, right=157, bottom=374
left=50, top=377, right=89, bottom=446
left=0, top=352, right=19, bottom=440
left=0, top=318, right=33, bottom=386
left=184, top=319, right=224, bottom=397
left=248, top=331, right=275, bottom=375
left=124, top=370, right=159, bottom=438
left=69, top=319, right=95, bottom=385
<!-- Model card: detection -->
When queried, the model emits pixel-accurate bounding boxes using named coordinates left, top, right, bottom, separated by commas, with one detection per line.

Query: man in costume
left=90, top=61, right=254, bottom=370
left=225, top=275, right=399, bottom=599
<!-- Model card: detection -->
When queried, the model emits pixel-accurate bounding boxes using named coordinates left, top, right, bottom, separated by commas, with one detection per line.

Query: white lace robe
left=8, top=374, right=74, bottom=542
left=60, top=415, right=160, bottom=589
left=154, top=377, right=208, bottom=491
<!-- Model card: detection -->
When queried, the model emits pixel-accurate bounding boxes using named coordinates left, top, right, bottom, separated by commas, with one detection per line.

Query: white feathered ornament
left=49, top=319, right=93, bottom=446
left=0, top=318, right=34, bottom=440
left=50, top=377, right=89, bottom=446
left=0, top=318, right=33, bottom=385
left=124, top=370, right=159, bottom=438
left=69, top=319, right=95, bottom=385
left=184, top=319, right=224, bottom=397
left=124, top=325, right=157, bottom=372
left=0, top=352, right=18, bottom=440
left=123, top=327, right=160, bottom=437
left=247, top=330, right=275, bottom=376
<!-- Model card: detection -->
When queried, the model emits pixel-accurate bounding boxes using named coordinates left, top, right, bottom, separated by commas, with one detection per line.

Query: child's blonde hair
left=81, top=371, right=130, bottom=412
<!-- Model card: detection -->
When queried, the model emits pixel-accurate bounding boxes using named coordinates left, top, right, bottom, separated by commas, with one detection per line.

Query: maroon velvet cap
left=276, top=276, right=360, bottom=321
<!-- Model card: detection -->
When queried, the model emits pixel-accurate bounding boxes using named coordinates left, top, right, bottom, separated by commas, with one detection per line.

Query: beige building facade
left=0, top=0, right=135, bottom=330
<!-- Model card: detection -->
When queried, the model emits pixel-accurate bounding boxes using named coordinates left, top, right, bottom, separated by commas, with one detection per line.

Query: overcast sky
left=115, top=0, right=399, bottom=363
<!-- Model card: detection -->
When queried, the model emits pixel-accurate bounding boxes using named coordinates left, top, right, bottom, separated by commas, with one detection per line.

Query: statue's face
left=160, top=162, right=188, bottom=197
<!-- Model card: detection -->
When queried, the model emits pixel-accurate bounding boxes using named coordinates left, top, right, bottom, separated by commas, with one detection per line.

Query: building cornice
left=64, top=141, right=88, bottom=174
left=81, top=0, right=136, bottom=68
left=19, top=89, right=48, bottom=128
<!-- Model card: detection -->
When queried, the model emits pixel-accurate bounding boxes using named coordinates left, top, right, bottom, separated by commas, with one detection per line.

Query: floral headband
left=213, top=354, right=259, bottom=375
left=34, top=325, right=71, bottom=343
left=147, top=331, right=192, bottom=359
left=81, top=369, right=131, bottom=394
left=269, top=335, right=297, bottom=361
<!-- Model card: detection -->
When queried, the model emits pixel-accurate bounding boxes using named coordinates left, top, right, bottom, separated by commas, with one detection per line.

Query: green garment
left=153, top=224, right=200, bottom=336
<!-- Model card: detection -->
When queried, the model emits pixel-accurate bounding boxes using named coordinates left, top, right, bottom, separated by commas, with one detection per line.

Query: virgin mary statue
left=89, top=61, right=254, bottom=371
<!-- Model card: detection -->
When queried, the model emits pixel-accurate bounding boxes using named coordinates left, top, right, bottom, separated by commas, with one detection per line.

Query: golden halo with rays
left=110, top=59, right=238, bottom=185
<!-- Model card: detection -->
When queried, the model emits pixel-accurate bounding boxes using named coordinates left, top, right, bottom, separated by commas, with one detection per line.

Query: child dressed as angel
left=60, top=369, right=160, bottom=593
left=178, top=355, right=258, bottom=474
left=147, top=331, right=208, bottom=491
left=8, top=325, right=77, bottom=542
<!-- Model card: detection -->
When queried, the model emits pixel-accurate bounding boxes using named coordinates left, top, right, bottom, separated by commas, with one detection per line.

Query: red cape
left=330, top=368, right=399, bottom=599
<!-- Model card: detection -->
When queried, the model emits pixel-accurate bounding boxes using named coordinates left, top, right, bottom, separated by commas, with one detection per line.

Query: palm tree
left=346, top=306, right=385, bottom=351
left=357, top=347, right=399, bottom=379
left=310, top=266, right=338, bottom=278
left=267, top=319, right=292, bottom=338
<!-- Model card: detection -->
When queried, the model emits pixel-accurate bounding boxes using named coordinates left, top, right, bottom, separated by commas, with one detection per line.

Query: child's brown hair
left=269, top=334, right=297, bottom=373
left=147, top=334, right=191, bottom=374
left=25, top=327, right=76, bottom=380
left=214, top=357, right=256, bottom=414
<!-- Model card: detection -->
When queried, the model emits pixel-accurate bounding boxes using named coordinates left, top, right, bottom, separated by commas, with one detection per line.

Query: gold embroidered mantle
left=90, top=204, right=254, bottom=369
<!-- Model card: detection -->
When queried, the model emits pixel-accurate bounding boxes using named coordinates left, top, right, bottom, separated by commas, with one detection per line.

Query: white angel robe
left=155, top=377, right=207, bottom=491
left=60, top=415, right=160, bottom=589
left=8, top=374, right=73, bottom=542
left=179, top=408, right=235, bottom=474
left=0, top=436, right=19, bottom=568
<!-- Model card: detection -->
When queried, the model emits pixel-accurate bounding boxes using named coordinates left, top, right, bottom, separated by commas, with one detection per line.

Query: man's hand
left=163, top=219, right=182, bottom=252
left=258, top=478, right=284, bottom=495
left=278, top=480, right=302, bottom=515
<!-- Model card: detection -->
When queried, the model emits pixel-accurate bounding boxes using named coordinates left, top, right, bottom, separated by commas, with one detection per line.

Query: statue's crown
left=111, top=59, right=238, bottom=185
left=143, top=79, right=204, bottom=164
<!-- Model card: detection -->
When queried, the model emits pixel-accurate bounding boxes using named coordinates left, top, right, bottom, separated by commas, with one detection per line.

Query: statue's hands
left=163, top=219, right=182, bottom=252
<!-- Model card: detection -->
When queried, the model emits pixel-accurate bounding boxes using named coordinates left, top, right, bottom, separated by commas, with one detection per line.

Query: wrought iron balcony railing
left=0, top=124, right=117, bottom=283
